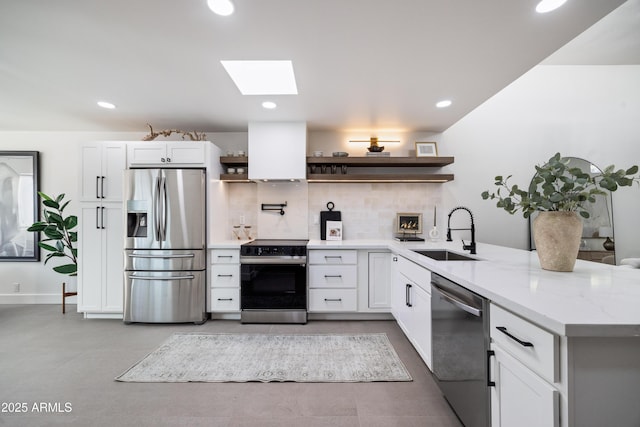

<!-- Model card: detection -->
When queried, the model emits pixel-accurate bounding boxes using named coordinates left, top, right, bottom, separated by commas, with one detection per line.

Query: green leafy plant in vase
left=28, top=192, right=78, bottom=276
left=482, top=153, right=639, bottom=271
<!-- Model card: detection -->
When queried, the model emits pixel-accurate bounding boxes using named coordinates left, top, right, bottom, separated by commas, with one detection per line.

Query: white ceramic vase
left=533, top=211, right=583, bottom=272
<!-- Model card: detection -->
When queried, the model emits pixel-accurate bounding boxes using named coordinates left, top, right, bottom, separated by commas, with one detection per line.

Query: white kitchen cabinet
left=209, top=249, right=240, bottom=312
left=489, top=303, right=560, bottom=427
left=78, top=142, right=127, bottom=317
left=308, top=249, right=358, bottom=313
left=77, top=203, right=124, bottom=315
left=391, top=255, right=432, bottom=369
left=79, top=141, right=126, bottom=202
left=367, top=252, right=391, bottom=309
left=490, top=345, right=559, bottom=427
left=127, top=141, right=206, bottom=167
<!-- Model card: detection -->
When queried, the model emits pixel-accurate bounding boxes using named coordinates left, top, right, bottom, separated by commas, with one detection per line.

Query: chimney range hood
left=248, top=121, right=307, bottom=181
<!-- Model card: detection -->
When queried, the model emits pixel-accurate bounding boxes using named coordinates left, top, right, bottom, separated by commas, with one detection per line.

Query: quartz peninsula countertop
left=308, top=239, right=640, bottom=338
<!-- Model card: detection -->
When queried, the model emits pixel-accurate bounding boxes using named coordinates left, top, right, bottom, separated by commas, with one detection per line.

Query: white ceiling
left=0, top=0, right=635, bottom=133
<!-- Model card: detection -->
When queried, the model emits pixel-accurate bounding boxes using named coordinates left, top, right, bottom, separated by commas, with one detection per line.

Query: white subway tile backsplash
left=227, top=182, right=442, bottom=240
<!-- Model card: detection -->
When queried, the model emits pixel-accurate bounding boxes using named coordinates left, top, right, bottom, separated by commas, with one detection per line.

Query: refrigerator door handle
left=160, top=175, right=167, bottom=241
left=153, top=176, right=161, bottom=241
left=127, top=253, right=195, bottom=259
left=128, top=275, right=195, bottom=281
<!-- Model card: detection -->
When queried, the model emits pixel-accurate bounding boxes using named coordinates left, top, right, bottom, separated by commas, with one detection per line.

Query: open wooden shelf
left=220, top=156, right=248, bottom=166
left=306, top=156, right=454, bottom=183
left=306, top=156, right=454, bottom=167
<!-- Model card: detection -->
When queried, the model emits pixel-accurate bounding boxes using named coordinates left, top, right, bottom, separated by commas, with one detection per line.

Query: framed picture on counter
left=326, top=220, right=343, bottom=241
left=396, top=213, right=422, bottom=234
left=415, top=142, right=438, bottom=157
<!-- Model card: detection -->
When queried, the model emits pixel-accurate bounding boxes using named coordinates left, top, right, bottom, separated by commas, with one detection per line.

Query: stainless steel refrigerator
left=123, top=168, right=207, bottom=324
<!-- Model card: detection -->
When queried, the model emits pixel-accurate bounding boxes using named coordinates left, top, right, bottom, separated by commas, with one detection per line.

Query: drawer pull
left=324, top=255, right=343, bottom=259
left=217, top=255, right=233, bottom=259
left=496, top=326, right=534, bottom=347
left=324, top=298, right=342, bottom=302
left=217, top=298, right=233, bottom=301
left=217, top=274, right=233, bottom=277
left=324, top=275, right=342, bottom=278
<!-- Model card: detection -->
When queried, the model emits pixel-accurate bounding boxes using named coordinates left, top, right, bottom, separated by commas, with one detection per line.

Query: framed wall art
left=415, top=142, right=438, bottom=157
left=396, top=212, right=422, bottom=235
left=0, top=151, right=40, bottom=261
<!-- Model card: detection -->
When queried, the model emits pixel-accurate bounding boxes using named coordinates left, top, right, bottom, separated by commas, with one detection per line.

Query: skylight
left=220, top=60, right=298, bottom=95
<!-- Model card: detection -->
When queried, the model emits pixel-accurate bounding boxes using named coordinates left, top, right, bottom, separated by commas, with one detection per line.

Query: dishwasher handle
left=432, top=284, right=482, bottom=317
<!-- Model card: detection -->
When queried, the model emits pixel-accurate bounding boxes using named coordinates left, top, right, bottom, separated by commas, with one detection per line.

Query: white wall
left=441, top=65, right=640, bottom=262
left=0, top=132, right=144, bottom=302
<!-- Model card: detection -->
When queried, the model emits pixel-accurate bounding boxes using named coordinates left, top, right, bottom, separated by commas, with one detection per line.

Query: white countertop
left=212, top=238, right=640, bottom=337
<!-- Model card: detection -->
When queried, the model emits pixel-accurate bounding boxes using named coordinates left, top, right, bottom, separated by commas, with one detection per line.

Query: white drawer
left=210, top=288, right=240, bottom=312
left=309, top=289, right=358, bottom=312
left=308, top=265, right=357, bottom=288
left=398, top=256, right=431, bottom=290
left=211, top=249, right=239, bottom=264
left=309, top=250, right=357, bottom=265
left=210, top=265, right=239, bottom=288
left=490, top=303, right=559, bottom=383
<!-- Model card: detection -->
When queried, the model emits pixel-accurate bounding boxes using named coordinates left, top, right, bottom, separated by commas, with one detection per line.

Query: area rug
left=115, top=332, right=412, bottom=383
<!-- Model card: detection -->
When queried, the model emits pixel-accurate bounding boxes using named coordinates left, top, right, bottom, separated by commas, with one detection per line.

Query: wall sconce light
left=349, top=137, right=400, bottom=153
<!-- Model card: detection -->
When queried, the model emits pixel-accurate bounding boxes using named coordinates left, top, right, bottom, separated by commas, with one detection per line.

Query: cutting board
left=320, top=202, right=341, bottom=240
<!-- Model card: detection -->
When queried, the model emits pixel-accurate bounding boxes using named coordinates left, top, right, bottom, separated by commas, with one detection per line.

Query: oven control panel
left=240, top=245, right=307, bottom=257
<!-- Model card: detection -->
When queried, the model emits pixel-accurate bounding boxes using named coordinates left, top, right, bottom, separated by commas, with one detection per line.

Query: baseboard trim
left=0, top=294, right=77, bottom=304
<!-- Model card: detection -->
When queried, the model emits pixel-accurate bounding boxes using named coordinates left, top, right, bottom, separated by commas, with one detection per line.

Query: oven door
left=240, top=262, right=307, bottom=310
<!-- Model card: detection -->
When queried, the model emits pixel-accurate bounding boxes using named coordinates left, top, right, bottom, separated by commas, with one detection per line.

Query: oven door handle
left=240, top=257, right=306, bottom=265
left=432, top=284, right=482, bottom=317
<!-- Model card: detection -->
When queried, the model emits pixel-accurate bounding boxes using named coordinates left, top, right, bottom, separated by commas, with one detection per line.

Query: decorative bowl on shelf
left=332, top=152, right=349, bottom=157
left=367, top=145, right=385, bottom=152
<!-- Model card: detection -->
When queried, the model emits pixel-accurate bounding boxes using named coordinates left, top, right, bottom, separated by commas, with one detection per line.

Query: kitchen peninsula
left=306, top=239, right=640, bottom=427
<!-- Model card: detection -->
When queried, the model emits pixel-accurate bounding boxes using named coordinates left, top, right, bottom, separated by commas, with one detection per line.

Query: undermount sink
left=412, top=249, right=479, bottom=261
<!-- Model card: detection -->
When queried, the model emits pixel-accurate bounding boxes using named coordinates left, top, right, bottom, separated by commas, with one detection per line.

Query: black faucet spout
left=446, top=207, right=476, bottom=254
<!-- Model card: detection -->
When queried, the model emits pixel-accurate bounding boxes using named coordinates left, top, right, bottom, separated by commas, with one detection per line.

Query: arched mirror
left=528, top=157, right=615, bottom=264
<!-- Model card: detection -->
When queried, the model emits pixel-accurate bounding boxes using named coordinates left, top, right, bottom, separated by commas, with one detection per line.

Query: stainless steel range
left=240, top=239, right=308, bottom=324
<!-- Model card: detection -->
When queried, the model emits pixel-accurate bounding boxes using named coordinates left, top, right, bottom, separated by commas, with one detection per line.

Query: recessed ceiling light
left=262, top=101, right=277, bottom=109
left=207, top=0, right=234, bottom=16
left=436, top=100, right=452, bottom=108
left=221, top=60, right=298, bottom=95
left=97, top=101, right=116, bottom=109
left=536, top=0, right=568, bottom=13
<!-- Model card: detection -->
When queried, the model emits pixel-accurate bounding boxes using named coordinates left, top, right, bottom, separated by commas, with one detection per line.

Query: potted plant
left=27, top=192, right=77, bottom=276
left=482, top=153, right=639, bottom=271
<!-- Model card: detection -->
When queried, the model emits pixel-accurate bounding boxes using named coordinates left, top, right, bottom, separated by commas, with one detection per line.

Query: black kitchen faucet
left=446, top=206, right=476, bottom=254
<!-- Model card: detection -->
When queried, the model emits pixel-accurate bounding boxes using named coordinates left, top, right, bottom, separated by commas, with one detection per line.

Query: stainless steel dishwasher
left=431, top=273, right=490, bottom=427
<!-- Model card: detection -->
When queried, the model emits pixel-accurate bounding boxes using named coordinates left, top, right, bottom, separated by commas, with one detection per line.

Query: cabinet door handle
left=392, top=256, right=398, bottom=262
left=95, top=176, right=100, bottom=199
left=101, top=207, right=105, bottom=229
left=95, top=206, right=100, bottom=229
left=101, top=176, right=105, bottom=199
left=406, top=284, right=412, bottom=307
left=166, top=157, right=171, bottom=162
left=324, top=298, right=342, bottom=302
left=161, top=157, right=166, bottom=163
left=487, top=350, right=496, bottom=387
left=495, top=326, right=534, bottom=347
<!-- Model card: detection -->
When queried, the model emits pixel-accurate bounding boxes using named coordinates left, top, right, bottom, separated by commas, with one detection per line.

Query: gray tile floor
left=0, top=305, right=462, bottom=426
